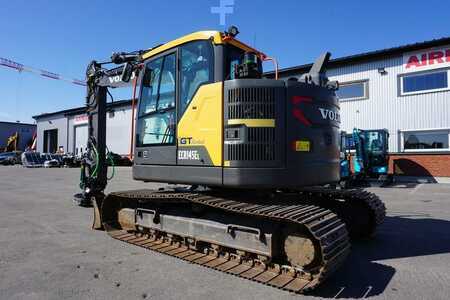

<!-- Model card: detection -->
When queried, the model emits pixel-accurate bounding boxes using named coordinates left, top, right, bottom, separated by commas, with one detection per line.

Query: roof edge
left=265, top=36, right=450, bottom=76
left=32, top=99, right=132, bottom=120
left=0, top=121, right=36, bottom=126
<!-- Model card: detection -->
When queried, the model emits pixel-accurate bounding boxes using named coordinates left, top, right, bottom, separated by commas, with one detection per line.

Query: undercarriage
left=92, top=188, right=385, bottom=293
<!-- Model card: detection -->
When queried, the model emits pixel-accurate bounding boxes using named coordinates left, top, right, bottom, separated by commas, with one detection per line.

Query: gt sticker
left=178, top=150, right=200, bottom=160
left=179, top=137, right=205, bottom=145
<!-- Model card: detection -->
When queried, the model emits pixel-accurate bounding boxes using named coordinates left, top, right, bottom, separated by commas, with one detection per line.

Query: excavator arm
left=75, top=53, right=141, bottom=211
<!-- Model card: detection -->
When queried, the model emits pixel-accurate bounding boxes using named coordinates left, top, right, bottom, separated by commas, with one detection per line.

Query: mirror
left=120, top=62, right=134, bottom=83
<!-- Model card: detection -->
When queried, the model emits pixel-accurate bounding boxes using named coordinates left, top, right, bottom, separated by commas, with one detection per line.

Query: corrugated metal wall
left=67, top=107, right=132, bottom=156
left=282, top=54, right=450, bottom=152
left=36, top=105, right=132, bottom=155
left=0, top=123, right=36, bottom=150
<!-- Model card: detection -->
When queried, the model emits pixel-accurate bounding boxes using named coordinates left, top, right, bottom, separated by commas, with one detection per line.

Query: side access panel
left=177, top=82, right=223, bottom=167
left=285, top=80, right=341, bottom=185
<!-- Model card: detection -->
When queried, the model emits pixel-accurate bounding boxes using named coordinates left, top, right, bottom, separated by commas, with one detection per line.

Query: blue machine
left=340, top=128, right=391, bottom=186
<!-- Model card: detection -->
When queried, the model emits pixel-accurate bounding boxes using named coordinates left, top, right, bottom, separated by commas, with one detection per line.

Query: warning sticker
left=295, top=140, right=310, bottom=152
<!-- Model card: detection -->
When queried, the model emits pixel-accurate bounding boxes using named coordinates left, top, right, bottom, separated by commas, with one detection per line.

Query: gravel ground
left=0, top=166, right=449, bottom=300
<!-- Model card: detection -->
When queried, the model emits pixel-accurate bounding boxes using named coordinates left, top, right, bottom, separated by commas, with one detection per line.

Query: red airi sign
left=74, top=115, right=88, bottom=125
left=403, top=46, right=450, bottom=71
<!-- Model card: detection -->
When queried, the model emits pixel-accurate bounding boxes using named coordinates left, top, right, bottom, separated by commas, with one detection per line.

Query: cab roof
left=141, top=30, right=264, bottom=60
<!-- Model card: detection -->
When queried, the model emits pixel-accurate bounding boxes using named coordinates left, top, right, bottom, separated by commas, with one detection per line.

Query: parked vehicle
left=0, top=151, right=22, bottom=165
left=340, top=128, right=393, bottom=187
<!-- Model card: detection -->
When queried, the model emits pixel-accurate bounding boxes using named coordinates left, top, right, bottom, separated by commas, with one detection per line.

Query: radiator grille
left=226, top=143, right=275, bottom=161
left=228, top=87, right=275, bottom=119
left=247, top=127, right=275, bottom=143
left=225, top=128, right=276, bottom=161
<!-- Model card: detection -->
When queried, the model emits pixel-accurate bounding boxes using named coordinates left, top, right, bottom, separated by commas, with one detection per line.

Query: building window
left=400, top=69, right=449, bottom=95
left=336, top=80, right=368, bottom=101
left=402, top=129, right=450, bottom=152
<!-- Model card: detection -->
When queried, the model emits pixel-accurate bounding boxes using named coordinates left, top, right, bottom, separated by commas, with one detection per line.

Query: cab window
left=179, top=40, right=214, bottom=115
left=137, top=52, right=176, bottom=146
left=225, top=45, right=245, bottom=80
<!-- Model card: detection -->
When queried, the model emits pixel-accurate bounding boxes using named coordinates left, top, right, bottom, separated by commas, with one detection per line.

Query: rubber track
left=301, top=188, right=386, bottom=238
left=101, top=190, right=351, bottom=293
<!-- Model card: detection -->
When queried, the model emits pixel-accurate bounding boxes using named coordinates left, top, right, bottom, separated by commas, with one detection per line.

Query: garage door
left=74, top=125, right=88, bottom=156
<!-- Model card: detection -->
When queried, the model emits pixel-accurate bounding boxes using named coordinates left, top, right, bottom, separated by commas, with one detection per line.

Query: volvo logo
left=108, top=72, right=136, bottom=84
left=319, top=108, right=340, bottom=122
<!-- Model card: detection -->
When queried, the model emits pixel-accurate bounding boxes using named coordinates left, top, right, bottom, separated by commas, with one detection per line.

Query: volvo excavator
left=76, top=28, right=385, bottom=293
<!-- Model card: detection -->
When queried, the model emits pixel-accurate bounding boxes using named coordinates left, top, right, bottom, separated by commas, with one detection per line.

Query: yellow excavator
left=75, top=27, right=385, bottom=293
left=4, top=132, right=19, bottom=152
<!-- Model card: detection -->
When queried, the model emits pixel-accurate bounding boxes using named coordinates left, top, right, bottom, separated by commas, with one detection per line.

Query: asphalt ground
left=0, top=166, right=449, bottom=300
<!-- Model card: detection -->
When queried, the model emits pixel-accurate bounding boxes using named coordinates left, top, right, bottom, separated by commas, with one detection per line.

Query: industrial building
left=33, top=37, right=450, bottom=178
left=32, top=100, right=132, bottom=156
left=268, top=37, right=450, bottom=178
left=0, top=121, right=36, bottom=151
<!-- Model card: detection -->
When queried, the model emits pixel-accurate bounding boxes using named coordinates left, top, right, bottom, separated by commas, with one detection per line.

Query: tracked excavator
left=76, top=28, right=385, bottom=293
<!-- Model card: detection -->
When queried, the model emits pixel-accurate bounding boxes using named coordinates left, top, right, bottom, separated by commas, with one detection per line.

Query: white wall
left=327, top=54, right=450, bottom=152
left=35, top=115, right=68, bottom=153
left=66, top=105, right=133, bottom=156
left=105, top=106, right=133, bottom=155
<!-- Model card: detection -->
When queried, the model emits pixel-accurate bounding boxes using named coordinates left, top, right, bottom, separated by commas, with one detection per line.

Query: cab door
left=176, top=40, right=219, bottom=166
left=135, top=51, right=177, bottom=165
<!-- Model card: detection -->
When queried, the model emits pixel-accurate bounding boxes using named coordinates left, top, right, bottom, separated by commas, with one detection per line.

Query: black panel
left=223, top=164, right=340, bottom=189
left=133, top=165, right=221, bottom=185
left=285, top=80, right=340, bottom=181
left=213, top=44, right=224, bottom=82
left=134, top=146, right=177, bottom=165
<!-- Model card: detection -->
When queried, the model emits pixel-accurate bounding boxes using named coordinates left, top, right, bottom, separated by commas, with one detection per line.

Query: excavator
left=340, top=128, right=393, bottom=187
left=4, top=132, right=19, bottom=152
left=75, top=28, right=385, bottom=293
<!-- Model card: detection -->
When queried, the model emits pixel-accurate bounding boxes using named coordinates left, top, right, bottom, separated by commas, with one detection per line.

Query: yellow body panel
left=227, top=119, right=275, bottom=127
left=177, top=82, right=223, bottom=166
left=141, top=31, right=264, bottom=60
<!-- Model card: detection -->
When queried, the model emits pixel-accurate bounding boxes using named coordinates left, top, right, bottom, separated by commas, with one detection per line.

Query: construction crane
left=75, top=27, right=385, bottom=293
